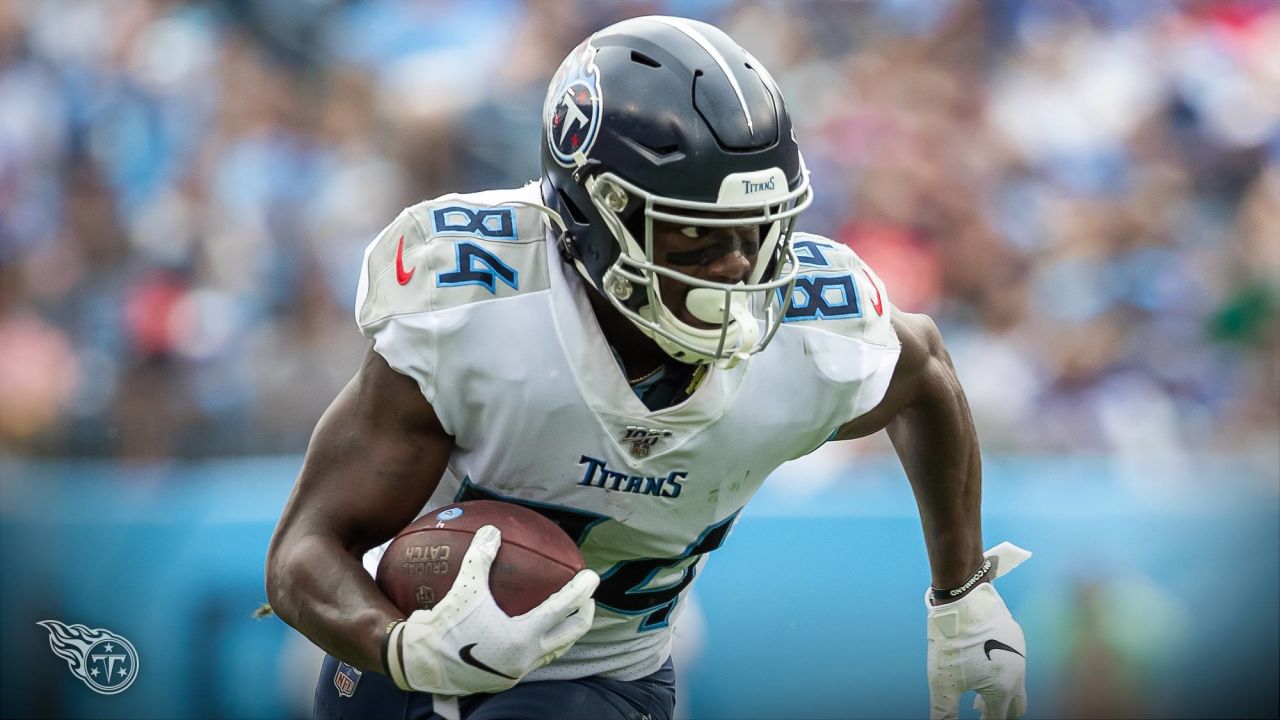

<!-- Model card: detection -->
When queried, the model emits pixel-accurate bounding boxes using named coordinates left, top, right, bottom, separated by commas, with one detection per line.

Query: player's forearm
left=266, top=533, right=401, bottom=673
left=886, top=351, right=984, bottom=592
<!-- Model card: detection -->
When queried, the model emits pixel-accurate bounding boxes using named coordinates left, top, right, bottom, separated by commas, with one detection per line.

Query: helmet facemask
left=580, top=165, right=812, bottom=368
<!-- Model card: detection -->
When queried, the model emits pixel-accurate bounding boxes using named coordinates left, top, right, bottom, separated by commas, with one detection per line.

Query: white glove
left=926, top=542, right=1030, bottom=720
left=384, top=525, right=599, bottom=695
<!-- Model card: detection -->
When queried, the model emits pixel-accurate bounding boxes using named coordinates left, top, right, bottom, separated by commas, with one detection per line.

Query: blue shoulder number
left=431, top=205, right=517, bottom=240
left=781, top=238, right=863, bottom=322
left=437, top=243, right=519, bottom=294
left=430, top=204, right=521, bottom=295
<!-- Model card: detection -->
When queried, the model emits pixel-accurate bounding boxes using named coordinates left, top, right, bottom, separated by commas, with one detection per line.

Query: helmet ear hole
left=557, top=188, right=589, bottom=225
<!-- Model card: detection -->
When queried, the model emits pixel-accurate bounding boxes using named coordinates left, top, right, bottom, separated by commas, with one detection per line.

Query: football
left=375, top=500, right=587, bottom=617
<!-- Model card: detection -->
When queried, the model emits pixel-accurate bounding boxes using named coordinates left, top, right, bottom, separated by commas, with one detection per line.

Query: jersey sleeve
left=841, top=254, right=900, bottom=420
left=784, top=235, right=902, bottom=427
left=356, top=209, right=432, bottom=329
left=352, top=188, right=554, bottom=436
left=353, top=208, right=452, bottom=426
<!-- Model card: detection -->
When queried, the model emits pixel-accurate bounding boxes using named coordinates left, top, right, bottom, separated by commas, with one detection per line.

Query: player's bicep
left=278, top=346, right=453, bottom=555
left=832, top=309, right=941, bottom=440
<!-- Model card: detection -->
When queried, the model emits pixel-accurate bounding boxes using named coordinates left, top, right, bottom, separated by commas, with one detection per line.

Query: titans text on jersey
left=576, top=455, right=686, bottom=498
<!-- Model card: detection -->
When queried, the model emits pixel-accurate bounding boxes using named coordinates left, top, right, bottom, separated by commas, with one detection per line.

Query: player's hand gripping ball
left=376, top=500, right=587, bottom=616
left=376, top=501, right=598, bottom=695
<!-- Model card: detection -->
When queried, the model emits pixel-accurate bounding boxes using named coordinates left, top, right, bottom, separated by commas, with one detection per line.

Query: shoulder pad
left=355, top=184, right=553, bottom=332
left=780, top=233, right=897, bottom=347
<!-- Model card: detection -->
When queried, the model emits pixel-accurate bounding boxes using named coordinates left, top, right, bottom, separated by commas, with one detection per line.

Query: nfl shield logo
left=622, top=425, right=673, bottom=458
left=334, top=661, right=362, bottom=698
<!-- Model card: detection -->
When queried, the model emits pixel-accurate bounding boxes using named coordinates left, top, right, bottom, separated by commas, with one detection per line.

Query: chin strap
left=713, top=299, right=758, bottom=369
left=727, top=298, right=758, bottom=362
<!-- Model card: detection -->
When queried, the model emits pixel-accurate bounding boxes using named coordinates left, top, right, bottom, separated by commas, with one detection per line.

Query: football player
left=266, top=15, right=1029, bottom=720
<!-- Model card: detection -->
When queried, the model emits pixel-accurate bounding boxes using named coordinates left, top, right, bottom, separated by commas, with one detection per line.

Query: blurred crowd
left=1, top=0, right=1277, bottom=459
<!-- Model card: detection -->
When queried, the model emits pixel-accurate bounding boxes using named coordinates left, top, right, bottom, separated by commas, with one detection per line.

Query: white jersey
left=354, top=182, right=901, bottom=682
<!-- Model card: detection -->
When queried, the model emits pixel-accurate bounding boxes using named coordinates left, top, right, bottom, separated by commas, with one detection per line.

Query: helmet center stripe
left=647, top=17, right=754, bottom=136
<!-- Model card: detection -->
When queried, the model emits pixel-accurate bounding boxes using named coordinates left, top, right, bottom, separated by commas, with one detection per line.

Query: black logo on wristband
left=983, top=639, right=1024, bottom=660
left=459, top=643, right=518, bottom=680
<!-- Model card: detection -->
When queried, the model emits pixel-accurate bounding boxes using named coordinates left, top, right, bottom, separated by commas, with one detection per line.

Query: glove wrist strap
left=382, top=620, right=410, bottom=690
left=930, top=558, right=992, bottom=604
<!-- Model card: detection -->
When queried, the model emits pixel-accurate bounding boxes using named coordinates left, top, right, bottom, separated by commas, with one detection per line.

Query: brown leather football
left=375, top=500, right=586, bottom=617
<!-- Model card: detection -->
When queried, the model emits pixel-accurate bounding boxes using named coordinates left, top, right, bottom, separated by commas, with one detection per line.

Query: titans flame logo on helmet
left=545, top=38, right=604, bottom=168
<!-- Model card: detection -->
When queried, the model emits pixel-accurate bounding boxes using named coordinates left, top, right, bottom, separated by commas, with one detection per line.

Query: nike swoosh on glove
left=384, top=525, right=599, bottom=695
left=926, top=542, right=1030, bottom=720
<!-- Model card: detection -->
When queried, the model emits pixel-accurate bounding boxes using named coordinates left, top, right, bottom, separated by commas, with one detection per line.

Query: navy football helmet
left=540, top=16, right=812, bottom=366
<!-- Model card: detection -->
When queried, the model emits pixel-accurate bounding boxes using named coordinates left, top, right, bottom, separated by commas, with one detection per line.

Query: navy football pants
left=313, top=654, right=676, bottom=720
